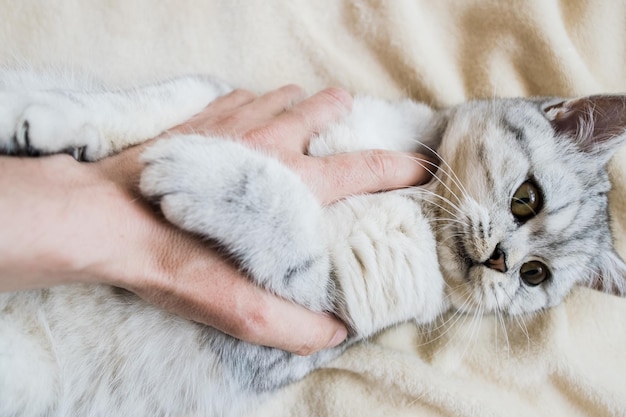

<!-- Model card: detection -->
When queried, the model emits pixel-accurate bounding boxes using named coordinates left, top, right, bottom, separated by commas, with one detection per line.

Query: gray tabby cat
left=1, top=69, right=625, bottom=417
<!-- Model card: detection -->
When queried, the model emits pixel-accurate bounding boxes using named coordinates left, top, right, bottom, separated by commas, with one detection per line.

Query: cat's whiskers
left=418, top=284, right=468, bottom=335
left=413, top=284, right=476, bottom=348
left=403, top=186, right=464, bottom=216
left=407, top=156, right=464, bottom=206
left=403, top=188, right=468, bottom=227
left=438, top=231, right=465, bottom=250
left=458, top=298, right=484, bottom=362
left=399, top=148, right=468, bottom=210
left=436, top=165, right=472, bottom=206
left=498, top=288, right=533, bottom=349
left=409, top=139, right=472, bottom=204
left=427, top=218, right=469, bottom=228
left=513, top=311, right=533, bottom=351
left=401, top=155, right=478, bottom=246
left=418, top=270, right=529, bottom=364
left=441, top=286, right=480, bottom=340
left=493, top=292, right=511, bottom=359
left=473, top=303, right=487, bottom=358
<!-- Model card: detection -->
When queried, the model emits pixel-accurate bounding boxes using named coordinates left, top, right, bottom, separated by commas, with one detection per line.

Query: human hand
left=92, top=85, right=432, bottom=355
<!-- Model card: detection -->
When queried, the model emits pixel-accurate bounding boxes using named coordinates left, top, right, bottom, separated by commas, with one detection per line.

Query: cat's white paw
left=15, top=104, right=104, bottom=160
left=0, top=93, right=104, bottom=160
left=139, top=135, right=333, bottom=311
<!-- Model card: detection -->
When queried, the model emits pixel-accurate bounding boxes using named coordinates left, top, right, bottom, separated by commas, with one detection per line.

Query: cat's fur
left=1, top=69, right=625, bottom=417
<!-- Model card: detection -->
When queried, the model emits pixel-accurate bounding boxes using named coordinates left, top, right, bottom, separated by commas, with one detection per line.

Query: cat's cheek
left=438, top=245, right=481, bottom=313
left=438, top=244, right=466, bottom=280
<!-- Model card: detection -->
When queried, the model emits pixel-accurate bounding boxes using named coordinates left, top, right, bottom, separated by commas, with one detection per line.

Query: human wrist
left=0, top=155, right=98, bottom=290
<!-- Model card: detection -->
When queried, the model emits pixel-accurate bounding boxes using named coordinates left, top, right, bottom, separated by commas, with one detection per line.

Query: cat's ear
left=543, top=95, right=626, bottom=159
left=585, top=248, right=626, bottom=296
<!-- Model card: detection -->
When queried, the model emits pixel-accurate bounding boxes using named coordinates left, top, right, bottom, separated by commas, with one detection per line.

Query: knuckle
left=243, top=124, right=281, bottom=148
left=292, top=340, right=317, bottom=356
left=293, top=323, right=331, bottom=356
left=218, top=113, right=247, bottom=131
left=229, top=88, right=257, bottom=101
left=364, top=149, right=392, bottom=182
left=320, top=87, right=353, bottom=112
left=274, top=84, right=307, bottom=111
left=231, top=299, right=272, bottom=343
left=287, top=106, right=309, bottom=126
left=281, top=84, right=306, bottom=99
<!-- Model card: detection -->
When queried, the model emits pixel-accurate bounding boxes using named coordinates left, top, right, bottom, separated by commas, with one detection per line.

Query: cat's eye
left=520, top=261, right=551, bottom=286
left=511, top=181, right=542, bottom=221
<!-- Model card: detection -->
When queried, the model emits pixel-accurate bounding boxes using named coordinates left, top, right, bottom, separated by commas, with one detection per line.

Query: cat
left=1, top=68, right=625, bottom=417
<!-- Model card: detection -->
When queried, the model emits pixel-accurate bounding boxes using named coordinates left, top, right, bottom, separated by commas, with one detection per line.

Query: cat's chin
left=442, top=270, right=482, bottom=314
left=438, top=236, right=509, bottom=314
left=441, top=259, right=515, bottom=315
left=438, top=258, right=480, bottom=313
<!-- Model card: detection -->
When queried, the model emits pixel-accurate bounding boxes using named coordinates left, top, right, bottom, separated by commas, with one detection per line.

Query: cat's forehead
left=447, top=98, right=599, bottom=184
left=445, top=98, right=611, bottom=237
left=447, top=98, right=552, bottom=139
left=442, top=99, right=573, bottom=195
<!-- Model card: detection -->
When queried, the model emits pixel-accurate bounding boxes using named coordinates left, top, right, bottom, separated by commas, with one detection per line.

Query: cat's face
left=432, top=97, right=626, bottom=315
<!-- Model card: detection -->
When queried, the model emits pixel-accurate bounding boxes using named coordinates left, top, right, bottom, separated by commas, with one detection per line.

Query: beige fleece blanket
left=2, top=1, right=625, bottom=416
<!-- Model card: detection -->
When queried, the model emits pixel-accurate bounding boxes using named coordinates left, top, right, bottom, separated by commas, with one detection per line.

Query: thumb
left=310, top=150, right=436, bottom=203
left=213, top=282, right=349, bottom=356
left=240, top=294, right=349, bottom=355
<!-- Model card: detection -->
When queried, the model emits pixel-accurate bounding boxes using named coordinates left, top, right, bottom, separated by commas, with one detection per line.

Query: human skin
left=0, top=86, right=432, bottom=355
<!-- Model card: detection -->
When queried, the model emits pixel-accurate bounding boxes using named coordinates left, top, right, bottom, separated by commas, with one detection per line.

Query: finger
left=306, top=151, right=436, bottom=203
left=148, top=240, right=349, bottom=355
left=194, top=85, right=306, bottom=138
left=135, top=246, right=347, bottom=355
left=228, top=284, right=348, bottom=355
left=245, top=87, right=352, bottom=152
left=157, top=89, right=258, bottom=137
left=204, top=89, right=258, bottom=113
left=185, top=89, right=258, bottom=129
left=229, top=84, right=306, bottom=149
left=243, top=84, right=306, bottom=117
left=192, top=267, right=348, bottom=355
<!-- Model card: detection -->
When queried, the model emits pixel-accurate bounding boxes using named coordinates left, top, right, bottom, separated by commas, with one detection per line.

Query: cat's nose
left=485, top=245, right=507, bottom=273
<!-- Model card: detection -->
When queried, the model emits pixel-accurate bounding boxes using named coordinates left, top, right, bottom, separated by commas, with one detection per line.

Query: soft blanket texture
left=2, top=1, right=625, bottom=416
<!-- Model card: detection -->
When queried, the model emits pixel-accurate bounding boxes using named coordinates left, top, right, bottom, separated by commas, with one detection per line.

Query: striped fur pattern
left=0, top=71, right=625, bottom=416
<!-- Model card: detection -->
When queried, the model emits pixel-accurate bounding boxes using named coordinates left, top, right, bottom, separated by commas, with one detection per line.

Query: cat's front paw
left=18, top=104, right=104, bottom=160
left=139, top=135, right=333, bottom=312
left=0, top=97, right=104, bottom=160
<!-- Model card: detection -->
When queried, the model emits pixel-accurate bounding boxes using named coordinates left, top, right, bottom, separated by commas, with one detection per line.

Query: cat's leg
left=322, top=192, right=447, bottom=338
left=0, top=75, right=231, bottom=160
left=139, top=135, right=333, bottom=312
left=0, top=90, right=102, bottom=159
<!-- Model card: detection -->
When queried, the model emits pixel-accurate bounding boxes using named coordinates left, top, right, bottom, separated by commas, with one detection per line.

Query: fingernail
left=325, top=326, right=348, bottom=349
